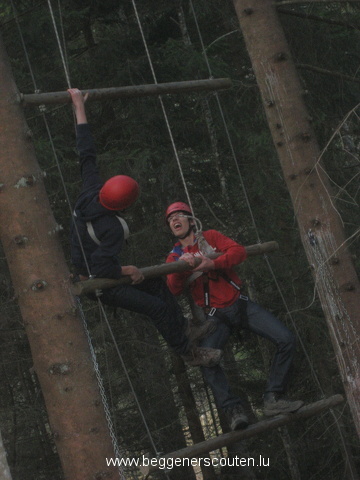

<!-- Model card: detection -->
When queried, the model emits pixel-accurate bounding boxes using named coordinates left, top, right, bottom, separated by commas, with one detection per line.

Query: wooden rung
left=20, top=78, right=232, bottom=106
left=140, top=394, right=344, bottom=477
left=71, top=241, right=279, bottom=296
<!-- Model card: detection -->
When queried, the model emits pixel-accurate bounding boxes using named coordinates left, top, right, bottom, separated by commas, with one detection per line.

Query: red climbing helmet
left=165, top=202, right=193, bottom=222
left=99, top=175, right=139, bottom=211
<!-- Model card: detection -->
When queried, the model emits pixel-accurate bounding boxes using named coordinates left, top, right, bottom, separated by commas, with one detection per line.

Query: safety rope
left=47, top=0, right=71, bottom=88
left=9, top=0, right=38, bottom=90
left=189, top=0, right=259, bottom=241
left=129, top=0, right=196, bottom=223
left=127, top=4, right=197, bottom=476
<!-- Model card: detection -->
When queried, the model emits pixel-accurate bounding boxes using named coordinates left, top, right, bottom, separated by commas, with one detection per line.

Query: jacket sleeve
left=76, top=123, right=103, bottom=191
left=205, top=230, right=247, bottom=269
left=166, top=252, right=192, bottom=296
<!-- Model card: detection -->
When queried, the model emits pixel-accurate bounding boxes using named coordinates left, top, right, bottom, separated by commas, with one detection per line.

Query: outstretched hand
left=121, top=265, right=145, bottom=285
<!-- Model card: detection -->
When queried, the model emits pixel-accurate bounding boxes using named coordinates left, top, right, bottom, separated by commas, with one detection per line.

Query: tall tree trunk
left=232, top=0, right=360, bottom=437
left=0, top=33, right=119, bottom=479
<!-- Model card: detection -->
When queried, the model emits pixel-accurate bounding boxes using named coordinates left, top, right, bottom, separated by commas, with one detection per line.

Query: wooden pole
left=140, top=394, right=344, bottom=476
left=71, top=241, right=279, bottom=296
left=20, top=78, right=232, bottom=106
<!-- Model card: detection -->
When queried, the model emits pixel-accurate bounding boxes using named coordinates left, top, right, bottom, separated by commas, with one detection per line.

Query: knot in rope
left=195, top=230, right=217, bottom=257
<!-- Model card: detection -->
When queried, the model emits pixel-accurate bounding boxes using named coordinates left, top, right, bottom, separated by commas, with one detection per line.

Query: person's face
left=168, top=211, right=191, bottom=237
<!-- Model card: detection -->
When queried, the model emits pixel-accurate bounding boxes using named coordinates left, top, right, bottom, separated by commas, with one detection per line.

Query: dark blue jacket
left=70, top=124, right=125, bottom=279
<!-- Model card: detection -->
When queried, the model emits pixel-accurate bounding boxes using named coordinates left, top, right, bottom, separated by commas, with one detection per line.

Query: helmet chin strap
left=175, top=224, right=195, bottom=240
left=174, top=214, right=202, bottom=240
left=169, top=213, right=202, bottom=240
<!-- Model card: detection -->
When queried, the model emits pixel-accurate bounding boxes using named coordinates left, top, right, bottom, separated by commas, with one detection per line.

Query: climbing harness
left=87, top=216, right=130, bottom=244
left=73, top=211, right=130, bottom=245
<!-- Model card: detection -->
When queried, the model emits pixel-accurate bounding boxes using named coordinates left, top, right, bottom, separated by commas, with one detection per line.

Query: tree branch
left=275, top=0, right=360, bottom=5
left=278, top=8, right=360, bottom=31
left=297, top=64, right=360, bottom=84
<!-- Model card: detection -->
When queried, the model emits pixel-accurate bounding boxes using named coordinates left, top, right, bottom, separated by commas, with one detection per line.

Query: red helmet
left=165, top=202, right=192, bottom=222
left=99, top=175, right=139, bottom=211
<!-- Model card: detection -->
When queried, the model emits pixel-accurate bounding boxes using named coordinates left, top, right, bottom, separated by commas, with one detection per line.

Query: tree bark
left=0, top=430, right=12, bottom=480
left=232, top=0, right=360, bottom=438
left=0, top=33, right=119, bottom=479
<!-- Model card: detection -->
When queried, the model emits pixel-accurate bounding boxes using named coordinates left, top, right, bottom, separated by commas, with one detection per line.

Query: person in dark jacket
left=165, top=201, right=303, bottom=430
left=68, top=88, right=221, bottom=368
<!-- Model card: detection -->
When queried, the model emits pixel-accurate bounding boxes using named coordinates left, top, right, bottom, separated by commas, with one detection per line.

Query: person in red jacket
left=165, top=201, right=303, bottom=430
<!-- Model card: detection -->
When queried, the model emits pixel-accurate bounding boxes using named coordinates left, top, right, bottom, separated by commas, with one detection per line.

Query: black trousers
left=100, top=278, right=189, bottom=355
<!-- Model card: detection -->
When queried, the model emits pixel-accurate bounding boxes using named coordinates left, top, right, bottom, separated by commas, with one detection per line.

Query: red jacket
left=166, top=230, right=247, bottom=309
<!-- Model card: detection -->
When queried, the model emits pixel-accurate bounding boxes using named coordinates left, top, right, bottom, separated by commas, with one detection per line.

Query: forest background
left=0, top=0, right=359, bottom=479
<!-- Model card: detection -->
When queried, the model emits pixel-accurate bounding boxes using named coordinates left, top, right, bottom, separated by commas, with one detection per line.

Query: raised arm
left=67, top=88, right=102, bottom=189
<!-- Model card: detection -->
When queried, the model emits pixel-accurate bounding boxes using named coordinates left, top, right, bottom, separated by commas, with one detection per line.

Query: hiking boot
left=263, top=392, right=304, bottom=416
left=225, top=404, right=249, bottom=431
left=181, top=346, right=223, bottom=367
left=185, top=318, right=217, bottom=344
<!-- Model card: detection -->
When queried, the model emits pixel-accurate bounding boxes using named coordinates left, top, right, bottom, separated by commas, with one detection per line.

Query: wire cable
left=129, top=0, right=196, bottom=223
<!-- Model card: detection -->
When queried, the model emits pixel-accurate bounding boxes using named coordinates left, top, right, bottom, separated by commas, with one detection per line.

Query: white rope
left=189, top=0, right=260, bottom=241
left=47, top=0, right=71, bottom=88
left=129, top=0, right=196, bottom=222
left=129, top=3, right=195, bottom=472
left=9, top=0, right=38, bottom=91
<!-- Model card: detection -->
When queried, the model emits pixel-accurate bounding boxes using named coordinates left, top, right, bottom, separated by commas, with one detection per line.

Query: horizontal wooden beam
left=20, top=78, right=233, bottom=106
left=71, top=241, right=278, bottom=296
left=140, top=394, right=344, bottom=477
